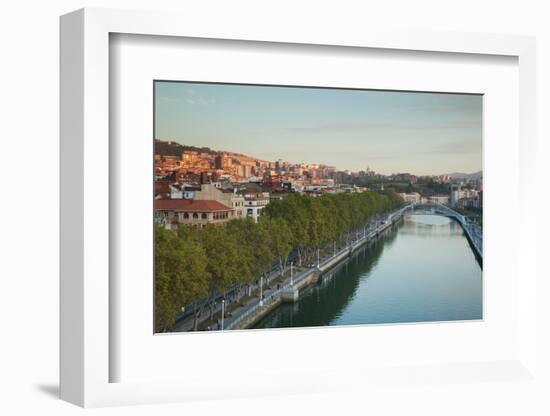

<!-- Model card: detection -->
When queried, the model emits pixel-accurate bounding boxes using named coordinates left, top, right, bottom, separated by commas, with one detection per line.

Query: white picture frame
left=60, top=8, right=537, bottom=407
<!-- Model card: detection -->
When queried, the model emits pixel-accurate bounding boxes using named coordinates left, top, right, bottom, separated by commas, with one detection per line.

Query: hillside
left=154, top=139, right=214, bottom=157
left=446, top=171, right=482, bottom=180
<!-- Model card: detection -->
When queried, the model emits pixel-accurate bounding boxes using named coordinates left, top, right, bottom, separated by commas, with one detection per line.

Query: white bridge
left=408, top=202, right=483, bottom=264
left=224, top=202, right=482, bottom=330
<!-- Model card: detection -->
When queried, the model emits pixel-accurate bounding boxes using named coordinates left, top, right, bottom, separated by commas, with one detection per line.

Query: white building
left=399, top=192, right=421, bottom=203
left=170, top=184, right=196, bottom=200
left=428, top=195, right=450, bottom=204
left=193, top=183, right=246, bottom=219
left=243, top=197, right=268, bottom=222
left=451, top=183, right=479, bottom=208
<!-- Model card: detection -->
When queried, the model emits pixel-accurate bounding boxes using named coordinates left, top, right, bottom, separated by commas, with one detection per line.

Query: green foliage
left=155, top=190, right=404, bottom=331
left=263, top=190, right=404, bottom=251
left=264, top=194, right=310, bottom=253
left=259, top=216, right=293, bottom=273
left=155, top=225, right=209, bottom=332
left=199, top=223, right=242, bottom=292
left=226, top=218, right=273, bottom=285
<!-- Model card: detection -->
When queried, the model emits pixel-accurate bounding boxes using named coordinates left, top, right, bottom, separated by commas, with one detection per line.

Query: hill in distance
left=154, top=139, right=214, bottom=157
left=154, top=139, right=269, bottom=163
left=445, top=171, right=482, bottom=180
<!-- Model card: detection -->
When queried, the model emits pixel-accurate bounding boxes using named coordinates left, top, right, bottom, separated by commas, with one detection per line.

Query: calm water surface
left=253, top=214, right=482, bottom=329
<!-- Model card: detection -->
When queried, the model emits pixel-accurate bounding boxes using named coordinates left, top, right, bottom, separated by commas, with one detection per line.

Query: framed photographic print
left=152, top=81, right=483, bottom=334
left=60, top=8, right=538, bottom=408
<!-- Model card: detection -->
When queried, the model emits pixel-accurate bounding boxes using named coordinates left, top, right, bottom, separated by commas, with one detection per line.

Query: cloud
left=158, top=88, right=216, bottom=106
left=283, top=120, right=480, bottom=134
left=423, top=139, right=481, bottom=155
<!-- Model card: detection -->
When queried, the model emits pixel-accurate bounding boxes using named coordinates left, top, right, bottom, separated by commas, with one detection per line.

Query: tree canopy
left=155, top=189, right=404, bottom=332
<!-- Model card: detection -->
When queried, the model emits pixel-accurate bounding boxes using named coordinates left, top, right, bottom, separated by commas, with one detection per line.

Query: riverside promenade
left=220, top=205, right=412, bottom=331
left=172, top=266, right=286, bottom=332
left=173, top=204, right=414, bottom=332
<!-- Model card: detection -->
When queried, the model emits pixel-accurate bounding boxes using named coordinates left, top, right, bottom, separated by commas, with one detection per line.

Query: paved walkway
left=173, top=209, right=407, bottom=332
left=172, top=267, right=293, bottom=331
left=224, top=209, right=409, bottom=330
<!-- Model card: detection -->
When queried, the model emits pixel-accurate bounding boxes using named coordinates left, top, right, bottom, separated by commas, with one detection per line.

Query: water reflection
left=253, top=214, right=482, bottom=329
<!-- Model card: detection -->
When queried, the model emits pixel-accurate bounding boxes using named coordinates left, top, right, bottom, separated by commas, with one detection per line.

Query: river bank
left=224, top=205, right=411, bottom=330
left=172, top=206, right=410, bottom=332
left=253, top=212, right=482, bottom=329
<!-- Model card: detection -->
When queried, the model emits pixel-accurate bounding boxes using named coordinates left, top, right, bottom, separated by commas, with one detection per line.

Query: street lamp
left=259, top=275, right=263, bottom=306
left=220, top=299, right=225, bottom=330
left=317, top=248, right=320, bottom=269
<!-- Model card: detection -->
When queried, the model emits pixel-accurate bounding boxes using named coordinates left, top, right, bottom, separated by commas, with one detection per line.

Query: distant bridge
left=409, top=202, right=483, bottom=267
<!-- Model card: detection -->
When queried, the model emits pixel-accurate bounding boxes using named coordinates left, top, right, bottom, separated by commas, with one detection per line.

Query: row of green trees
left=155, top=189, right=404, bottom=332
left=263, top=189, right=404, bottom=267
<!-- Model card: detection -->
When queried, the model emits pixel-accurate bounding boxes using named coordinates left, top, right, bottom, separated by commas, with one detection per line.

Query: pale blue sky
left=154, top=81, right=482, bottom=176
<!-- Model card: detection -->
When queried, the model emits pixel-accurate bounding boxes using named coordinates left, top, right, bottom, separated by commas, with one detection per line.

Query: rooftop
left=155, top=199, right=231, bottom=212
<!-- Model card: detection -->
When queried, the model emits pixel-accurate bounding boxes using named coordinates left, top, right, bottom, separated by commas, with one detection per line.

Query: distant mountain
left=154, top=139, right=269, bottom=164
left=445, top=171, right=482, bottom=180
left=154, top=139, right=214, bottom=157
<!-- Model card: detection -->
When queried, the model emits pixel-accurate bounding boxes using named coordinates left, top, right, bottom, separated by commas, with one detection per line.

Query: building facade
left=399, top=192, right=421, bottom=203
left=193, top=183, right=246, bottom=219
left=155, top=199, right=233, bottom=229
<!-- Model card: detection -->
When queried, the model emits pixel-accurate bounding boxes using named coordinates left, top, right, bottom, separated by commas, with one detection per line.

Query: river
left=252, top=213, right=482, bottom=329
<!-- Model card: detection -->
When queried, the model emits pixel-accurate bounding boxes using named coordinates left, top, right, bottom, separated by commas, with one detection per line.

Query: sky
left=154, top=81, right=482, bottom=176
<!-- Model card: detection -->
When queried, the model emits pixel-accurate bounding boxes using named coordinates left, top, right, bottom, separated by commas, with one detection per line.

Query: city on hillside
left=154, top=138, right=483, bottom=230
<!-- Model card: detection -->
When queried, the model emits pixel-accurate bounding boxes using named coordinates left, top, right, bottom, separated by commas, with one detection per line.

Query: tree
left=155, top=225, right=209, bottom=332
left=227, top=218, right=273, bottom=299
left=263, top=194, right=310, bottom=265
left=260, top=216, right=292, bottom=276
left=194, top=224, right=243, bottom=329
left=154, top=189, right=405, bottom=331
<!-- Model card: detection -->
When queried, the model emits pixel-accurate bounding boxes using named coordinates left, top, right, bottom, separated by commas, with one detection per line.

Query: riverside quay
left=162, top=203, right=482, bottom=332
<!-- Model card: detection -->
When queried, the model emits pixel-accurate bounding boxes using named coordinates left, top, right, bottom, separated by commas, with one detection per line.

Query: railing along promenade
left=224, top=202, right=481, bottom=330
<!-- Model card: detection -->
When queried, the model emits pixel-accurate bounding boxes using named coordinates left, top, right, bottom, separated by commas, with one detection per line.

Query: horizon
left=154, top=138, right=481, bottom=178
left=154, top=81, right=483, bottom=176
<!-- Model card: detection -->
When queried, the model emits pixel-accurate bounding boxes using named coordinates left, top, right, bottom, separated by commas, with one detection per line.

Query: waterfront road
left=172, top=266, right=293, bottom=332
left=172, top=210, right=405, bottom=332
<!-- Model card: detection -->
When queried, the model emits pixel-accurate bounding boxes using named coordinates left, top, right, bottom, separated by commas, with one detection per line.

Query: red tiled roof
left=155, top=199, right=231, bottom=212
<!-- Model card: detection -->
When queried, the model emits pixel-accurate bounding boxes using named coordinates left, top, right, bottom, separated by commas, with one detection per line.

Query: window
left=201, top=213, right=207, bottom=219
left=193, top=213, right=198, bottom=219
left=183, top=213, right=189, bottom=219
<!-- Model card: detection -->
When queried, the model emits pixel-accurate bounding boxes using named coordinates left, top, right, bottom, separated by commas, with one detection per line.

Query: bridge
left=184, top=202, right=482, bottom=331
left=410, top=202, right=483, bottom=266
